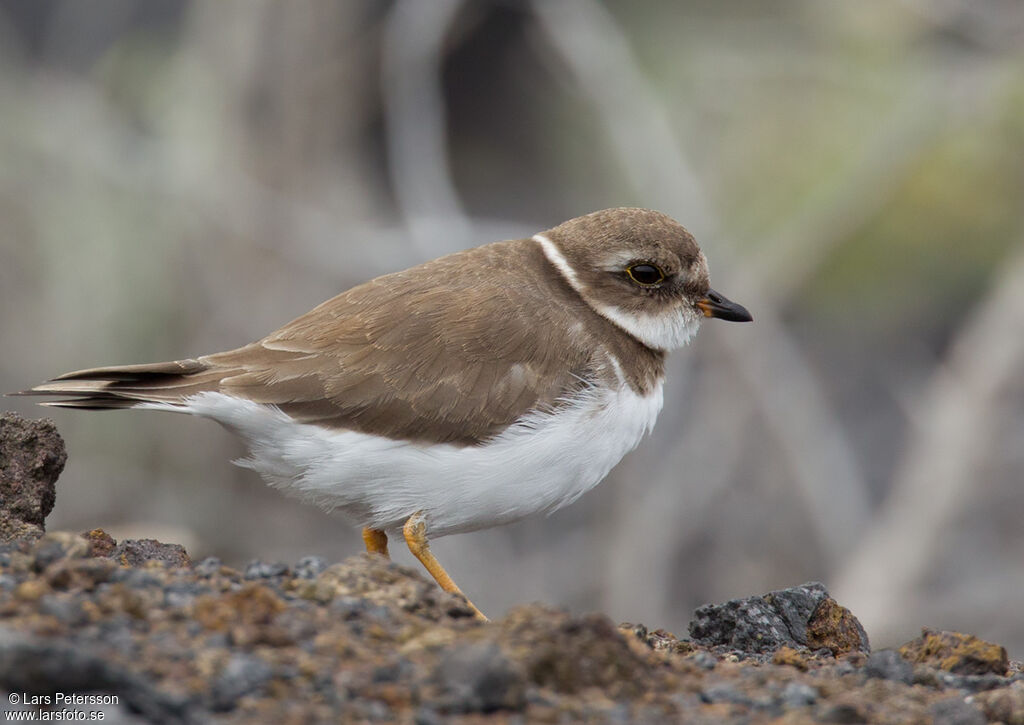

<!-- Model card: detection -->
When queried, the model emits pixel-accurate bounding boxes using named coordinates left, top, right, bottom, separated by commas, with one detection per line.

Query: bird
left=19, top=207, right=751, bottom=619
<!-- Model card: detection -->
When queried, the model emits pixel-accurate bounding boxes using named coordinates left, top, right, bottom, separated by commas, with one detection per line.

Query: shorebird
left=20, top=207, right=751, bottom=619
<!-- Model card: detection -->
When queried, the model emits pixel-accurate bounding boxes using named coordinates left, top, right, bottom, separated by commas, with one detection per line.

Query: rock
left=806, top=596, right=870, bottom=655
left=689, top=582, right=867, bottom=656
left=194, top=584, right=287, bottom=638
left=210, top=653, right=274, bottom=711
left=772, top=645, right=810, bottom=670
left=31, top=531, right=90, bottom=570
left=293, top=555, right=327, bottom=580
left=1, top=538, right=1021, bottom=724
left=0, top=413, right=65, bottom=542
left=82, top=528, right=116, bottom=557
left=899, top=628, right=1009, bottom=676
left=972, top=681, right=1024, bottom=724
left=819, top=701, right=868, bottom=723
left=2, top=420, right=1021, bottom=725
left=781, top=681, right=818, bottom=708
left=292, top=554, right=477, bottom=620
left=700, top=682, right=750, bottom=706
left=193, top=557, right=224, bottom=577
left=501, top=606, right=653, bottom=697
left=244, top=560, right=289, bottom=579
left=0, top=629, right=197, bottom=723
left=619, top=622, right=691, bottom=655
left=690, top=651, right=717, bottom=670
left=865, top=649, right=914, bottom=685
left=110, top=538, right=191, bottom=568
left=433, top=642, right=526, bottom=713
left=928, top=696, right=987, bottom=725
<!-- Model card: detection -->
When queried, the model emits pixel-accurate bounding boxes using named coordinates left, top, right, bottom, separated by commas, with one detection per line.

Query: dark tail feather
left=14, top=359, right=226, bottom=410
left=49, top=359, right=208, bottom=382
left=38, top=397, right=142, bottom=411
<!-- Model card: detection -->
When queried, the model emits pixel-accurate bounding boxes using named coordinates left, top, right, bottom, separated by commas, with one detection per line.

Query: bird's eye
left=626, top=263, right=665, bottom=286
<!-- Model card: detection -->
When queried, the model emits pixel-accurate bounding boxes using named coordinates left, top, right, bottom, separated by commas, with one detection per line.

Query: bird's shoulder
left=204, top=239, right=599, bottom=445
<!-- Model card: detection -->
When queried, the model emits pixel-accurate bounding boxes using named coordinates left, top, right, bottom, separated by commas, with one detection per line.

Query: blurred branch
left=898, top=0, right=1024, bottom=53
left=748, top=65, right=1014, bottom=304
left=529, top=0, right=706, bottom=226
left=381, top=0, right=472, bottom=255
left=530, top=0, right=871, bottom=614
left=835, top=233, right=1024, bottom=640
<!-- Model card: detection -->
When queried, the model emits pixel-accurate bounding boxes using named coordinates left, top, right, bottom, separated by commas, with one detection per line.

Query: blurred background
left=1, top=0, right=1023, bottom=657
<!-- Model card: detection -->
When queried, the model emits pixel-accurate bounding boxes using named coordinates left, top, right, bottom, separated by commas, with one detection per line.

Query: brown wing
left=23, top=240, right=592, bottom=443
left=200, top=239, right=594, bottom=445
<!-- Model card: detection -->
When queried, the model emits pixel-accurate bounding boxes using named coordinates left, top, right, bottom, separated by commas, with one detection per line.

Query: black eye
left=626, top=263, right=665, bottom=286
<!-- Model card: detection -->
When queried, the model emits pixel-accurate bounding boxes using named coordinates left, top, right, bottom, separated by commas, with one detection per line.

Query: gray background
left=1, top=0, right=1023, bottom=657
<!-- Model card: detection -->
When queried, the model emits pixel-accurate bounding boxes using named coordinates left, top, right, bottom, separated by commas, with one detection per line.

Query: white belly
left=167, top=383, right=664, bottom=538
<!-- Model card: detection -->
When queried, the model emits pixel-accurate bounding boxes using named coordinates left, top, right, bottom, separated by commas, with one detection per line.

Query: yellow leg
left=403, top=513, right=488, bottom=621
left=362, top=528, right=390, bottom=558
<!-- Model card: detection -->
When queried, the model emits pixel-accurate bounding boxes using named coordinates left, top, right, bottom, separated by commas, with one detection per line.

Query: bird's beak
left=697, top=289, right=752, bottom=322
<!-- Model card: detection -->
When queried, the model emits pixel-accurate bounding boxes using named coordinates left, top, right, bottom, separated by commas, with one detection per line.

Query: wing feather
left=23, top=239, right=596, bottom=445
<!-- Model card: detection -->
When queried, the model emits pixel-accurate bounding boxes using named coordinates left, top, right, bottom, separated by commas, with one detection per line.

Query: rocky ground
left=0, top=412, right=1022, bottom=724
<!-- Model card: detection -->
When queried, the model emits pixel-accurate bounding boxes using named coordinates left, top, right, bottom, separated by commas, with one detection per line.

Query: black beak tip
left=700, top=289, right=752, bottom=323
left=728, top=304, right=753, bottom=323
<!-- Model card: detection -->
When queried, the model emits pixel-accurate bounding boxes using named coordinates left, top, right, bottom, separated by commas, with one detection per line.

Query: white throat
left=533, top=233, right=700, bottom=351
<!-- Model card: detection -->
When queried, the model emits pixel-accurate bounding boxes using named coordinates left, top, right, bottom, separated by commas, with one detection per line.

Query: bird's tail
left=14, top=359, right=226, bottom=411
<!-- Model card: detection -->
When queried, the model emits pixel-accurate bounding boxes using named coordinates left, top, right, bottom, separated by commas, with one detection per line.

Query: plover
left=21, top=207, right=751, bottom=618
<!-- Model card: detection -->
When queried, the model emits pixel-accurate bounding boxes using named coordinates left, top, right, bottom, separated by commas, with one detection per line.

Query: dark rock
left=361, top=700, right=393, bottom=721
left=2, top=523, right=1018, bottom=724
left=690, top=651, right=717, bottom=670
left=110, top=568, right=163, bottom=588
left=193, top=556, right=223, bottom=577
left=0, top=629, right=197, bottom=723
left=619, top=621, right=687, bottom=653
left=619, top=622, right=648, bottom=641
left=865, top=649, right=914, bottom=685
left=0, top=413, right=65, bottom=542
left=293, top=555, right=477, bottom=621
left=163, top=581, right=202, bottom=608
left=899, top=628, right=1009, bottom=676
left=210, top=653, right=274, bottom=711
left=31, top=532, right=89, bottom=571
left=372, top=658, right=412, bottom=683
left=781, top=681, right=818, bottom=708
left=413, top=707, right=444, bottom=725
left=330, top=596, right=391, bottom=621
left=502, top=607, right=653, bottom=697
left=689, top=582, right=859, bottom=655
left=972, top=684, right=1024, bottom=723
left=82, top=528, right=117, bottom=557
left=929, top=696, right=986, bottom=725
left=244, top=559, right=289, bottom=579
left=819, top=702, right=868, bottom=723
left=937, top=672, right=1011, bottom=693
left=434, top=642, right=526, bottom=713
left=38, top=594, right=86, bottom=626
left=110, top=539, right=191, bottom=568
left=700, top=682, right=749, bottom=706
left=293, top=555, right=327, bottom=579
